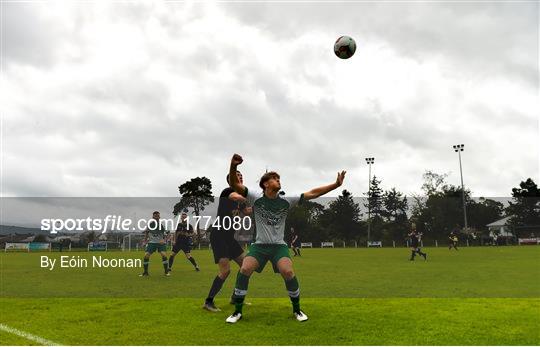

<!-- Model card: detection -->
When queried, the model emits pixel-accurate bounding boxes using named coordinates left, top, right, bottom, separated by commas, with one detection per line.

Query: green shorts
left=246, top=243, right=291, bottom=273
left=146, top=243, right=166, bottom=254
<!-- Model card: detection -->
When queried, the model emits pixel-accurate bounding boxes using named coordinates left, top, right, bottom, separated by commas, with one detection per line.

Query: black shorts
left=210, top=231, right=244, bottom=264
left=172, top=239, right=192, bottom=254
left=292, top=242, right=301, bottom=248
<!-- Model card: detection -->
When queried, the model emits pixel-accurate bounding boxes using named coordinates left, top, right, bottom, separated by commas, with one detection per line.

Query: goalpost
left=122, top=234, right=132, bottom=251
left=122, top=234, right=146, bottom=251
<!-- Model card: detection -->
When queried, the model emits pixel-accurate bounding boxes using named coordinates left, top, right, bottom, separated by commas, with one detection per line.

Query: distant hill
left=0, top=225, right=45, bottom=235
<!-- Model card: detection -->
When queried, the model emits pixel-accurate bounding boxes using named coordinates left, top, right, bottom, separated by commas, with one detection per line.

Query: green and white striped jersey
left=243, top=188, right=304, bottom=245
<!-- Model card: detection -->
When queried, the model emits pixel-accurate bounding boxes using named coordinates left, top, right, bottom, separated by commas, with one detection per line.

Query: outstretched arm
left=303, top=171, right=346, bottom=201
left=229, top=153, right=247, bottom=196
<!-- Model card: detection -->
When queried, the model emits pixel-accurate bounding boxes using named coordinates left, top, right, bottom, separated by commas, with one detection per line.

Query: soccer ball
left=334, top=36, right=356, bottom=59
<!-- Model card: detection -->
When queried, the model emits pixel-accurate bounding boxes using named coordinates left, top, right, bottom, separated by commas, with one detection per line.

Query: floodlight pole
left=453, top=144, right=468, bottom=230
left=365, top=157, right=375, bottom=242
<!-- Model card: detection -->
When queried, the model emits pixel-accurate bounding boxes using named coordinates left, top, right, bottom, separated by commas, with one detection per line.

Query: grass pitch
left=1, top=247, right=539, bottom=345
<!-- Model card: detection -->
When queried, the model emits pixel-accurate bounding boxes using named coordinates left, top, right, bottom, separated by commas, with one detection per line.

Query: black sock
left=206, top=276, right=226, bottom=303
left=188, top=256, right=198, bottom=268
left=297, top=248, right=301, bottom=256
left=162, top=256, right=168, bottom=273
left=168, top=255, right=175, bottom=269
left=143, top=259, right=149, bottom=273
left=410, top=250, right=416, bottom=260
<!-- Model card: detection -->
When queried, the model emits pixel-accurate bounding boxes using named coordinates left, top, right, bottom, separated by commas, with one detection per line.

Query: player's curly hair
left=259, top=171, right=280, bottom=190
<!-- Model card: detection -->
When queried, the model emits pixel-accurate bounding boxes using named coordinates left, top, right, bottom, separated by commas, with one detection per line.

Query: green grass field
left=1, top=247, right=539, bottom=345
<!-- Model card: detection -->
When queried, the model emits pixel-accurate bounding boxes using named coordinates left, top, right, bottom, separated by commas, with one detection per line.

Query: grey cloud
left=3, top=3, right=537, bottom=198
left=222, top=2, right=538, bottom=87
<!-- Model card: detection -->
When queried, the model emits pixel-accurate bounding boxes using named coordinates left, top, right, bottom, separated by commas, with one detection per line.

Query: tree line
left=175, top=173, right=540, bottom=244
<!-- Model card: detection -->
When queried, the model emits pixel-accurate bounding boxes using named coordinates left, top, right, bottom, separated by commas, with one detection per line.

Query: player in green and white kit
left=139, top=211, right=170, bottom=277
left=225, top=154, right=346, bottom=323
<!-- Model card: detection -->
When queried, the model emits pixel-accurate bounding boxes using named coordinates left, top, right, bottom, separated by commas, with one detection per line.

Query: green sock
left=233, top=272, right=250, bottom=313
left=285, top=276, right=301, bottom=312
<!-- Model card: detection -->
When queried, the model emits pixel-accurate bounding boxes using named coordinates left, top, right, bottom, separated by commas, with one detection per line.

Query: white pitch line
left=0, top=323, right=62, bottom=346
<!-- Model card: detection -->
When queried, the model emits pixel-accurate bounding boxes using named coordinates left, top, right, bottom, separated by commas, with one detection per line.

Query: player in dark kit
left=140, top=211, right=170, bottom=276
left=290, top=228, right=301, bottom=257
left=168, top=212, right=200, bottom=272
left=408, top=224, right=427, bottom=261
left=203, top=170, right=251, bottom=312
left=449, top=231, right=459, bottom=250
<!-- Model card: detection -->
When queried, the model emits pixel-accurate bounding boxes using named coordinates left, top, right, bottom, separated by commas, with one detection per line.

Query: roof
left=486, top=216, right=512, bottom=227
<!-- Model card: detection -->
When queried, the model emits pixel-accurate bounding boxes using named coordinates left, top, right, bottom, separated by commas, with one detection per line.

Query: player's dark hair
left=152, top=211, right=160, bottom=215
left=259, top=171, right=280, bottom=190
left=226, top=170, right=241, bottom=184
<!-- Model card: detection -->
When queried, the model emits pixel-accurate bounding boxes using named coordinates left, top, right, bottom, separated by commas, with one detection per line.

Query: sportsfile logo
left=40, top=215, right=251, bottom=234
left=40, top=215, right=178, bottom=234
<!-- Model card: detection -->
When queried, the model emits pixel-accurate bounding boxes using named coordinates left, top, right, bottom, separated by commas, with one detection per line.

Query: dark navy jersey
left=410, top=234, right=419, bottom=247
left=214, top=187, right=242, bottom=235
left=175, top=221, right=194, bottom=242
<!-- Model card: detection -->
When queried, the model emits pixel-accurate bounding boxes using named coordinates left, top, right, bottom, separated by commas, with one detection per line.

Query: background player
left=408, top=224, right=427, bottom=261
left=203, top=171, right=251, bottom=312
left=168, top=212, right=200, bottom=272
left=290, top=227, right=301, bottom=257
left=140, top=211, right=170, bottom=277
left=449, top=230, right=459, bottom=250
left=226, top=153, right=346, bottom=323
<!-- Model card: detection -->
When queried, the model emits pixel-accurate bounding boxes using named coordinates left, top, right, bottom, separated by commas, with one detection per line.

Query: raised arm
left=229, top=154, right=247, bottom=196
left=303, top=171, right=346, bottom=201
left=228, top=192, right=247, bottom=202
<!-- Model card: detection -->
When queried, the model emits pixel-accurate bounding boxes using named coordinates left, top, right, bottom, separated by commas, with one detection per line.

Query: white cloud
left=1, top=2, right=537, bottom=198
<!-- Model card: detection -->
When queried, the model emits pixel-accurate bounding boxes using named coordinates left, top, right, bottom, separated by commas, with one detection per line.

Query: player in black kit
left=290, top=227, right=301, bottom=257
left=408, top=224, right=427, bottom=261
left=448, top=231, right=459, bottom=250
left=203, top=171, right=251, bottom=312
left=168, top=212, right=199, bottom=272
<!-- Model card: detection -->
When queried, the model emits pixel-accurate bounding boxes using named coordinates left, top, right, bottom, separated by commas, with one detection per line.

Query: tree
left=365, top=175, right=384, bottom=220
left=421, top=171, right=449, bottom=196
left=381, top=187, right=409, bottom=242
left=82, top=231, right=96, bottom=244
left=285, top=200, right=327, bottom=243
left=506, top=178, right=540, bottom=235
left=382, top=188, right=408, bottom=222
left=467, top=198, right=504, bottom=232
left=33, top=234, right=47, bottom=243
left=413, top=170, right=473, bottom=240
left=322, top=190, right=362, bottom=242
left=174, top=177, right=215, bottom=243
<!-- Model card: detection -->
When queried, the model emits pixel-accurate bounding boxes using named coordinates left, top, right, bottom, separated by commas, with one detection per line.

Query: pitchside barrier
left=4, top=242, right=30, bottom=252
left=518, top=238, right=540, bottom=245
left=88, top=241, right=107, bottom=251
left=5, top=242, right=52, bottom=252
left=29, top=242, right=52, bottom=251
left=293, top=240, right=487, bottom=248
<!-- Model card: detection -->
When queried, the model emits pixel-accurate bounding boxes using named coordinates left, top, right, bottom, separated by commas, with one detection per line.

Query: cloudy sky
left=2, top=2, right=538, bottom=198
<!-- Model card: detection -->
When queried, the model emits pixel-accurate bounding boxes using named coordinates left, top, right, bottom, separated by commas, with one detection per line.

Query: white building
left=486, top=216, right=514, bottom=237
